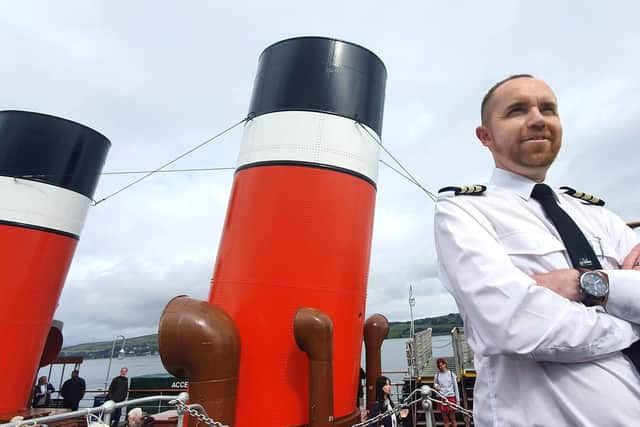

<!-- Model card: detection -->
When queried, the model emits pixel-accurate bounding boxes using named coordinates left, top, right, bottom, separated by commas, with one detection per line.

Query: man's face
left=120, top=368, right=128, bottom=377
left=477, top=77, right=562, bottom=181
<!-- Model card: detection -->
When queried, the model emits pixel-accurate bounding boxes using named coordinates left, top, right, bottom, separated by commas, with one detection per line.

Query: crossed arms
left=434, top=198, right=640, bottom=363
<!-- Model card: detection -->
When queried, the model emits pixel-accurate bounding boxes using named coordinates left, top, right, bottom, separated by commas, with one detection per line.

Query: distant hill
left=61, top=313, right=463, bottom=359
left=386, top=313, right=463, bottom=338
left=60, top=334, right=159, bottom=359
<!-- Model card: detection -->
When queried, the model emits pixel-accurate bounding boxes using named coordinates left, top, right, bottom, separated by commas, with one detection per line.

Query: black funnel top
left=0, top=110, right=110, bottom=199
left=248, top=36, right=387, bottom=136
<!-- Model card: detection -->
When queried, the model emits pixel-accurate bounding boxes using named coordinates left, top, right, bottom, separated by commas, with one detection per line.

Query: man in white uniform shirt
left=434, top=74, right=640, bottom=426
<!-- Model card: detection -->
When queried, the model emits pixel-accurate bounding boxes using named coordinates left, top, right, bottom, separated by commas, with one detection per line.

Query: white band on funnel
left=237, top=111, right=380, bottom=184
left=0, top=177, right=90, bottom=238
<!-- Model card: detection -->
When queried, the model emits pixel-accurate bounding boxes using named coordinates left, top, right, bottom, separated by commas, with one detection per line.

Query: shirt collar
left=490, top=167, right=553, bottom=201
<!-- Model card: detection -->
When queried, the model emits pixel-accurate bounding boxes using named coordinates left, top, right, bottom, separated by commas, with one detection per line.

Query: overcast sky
left=2, top=1, right=639, bottom=346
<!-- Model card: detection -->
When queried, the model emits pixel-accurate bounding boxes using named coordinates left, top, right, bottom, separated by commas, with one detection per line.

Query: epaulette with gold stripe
left=559, top=186, right=605, bottom=206
left=438, top=185, right=487, bottom=196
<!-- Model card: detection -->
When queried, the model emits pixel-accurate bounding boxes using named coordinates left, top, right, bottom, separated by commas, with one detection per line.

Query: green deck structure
left=128, top=373, right=187, bottom=414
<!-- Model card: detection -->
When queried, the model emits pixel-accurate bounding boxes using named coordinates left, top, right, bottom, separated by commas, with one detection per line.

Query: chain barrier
left=168, top=385, right=471, bottom=427
left=352, top=388, right=424, bottom=427
left=351, top=385, right=472, bottom=427
left=171, top=399, right=228, bottom=427
left=428, top=386, right=473, bottom=417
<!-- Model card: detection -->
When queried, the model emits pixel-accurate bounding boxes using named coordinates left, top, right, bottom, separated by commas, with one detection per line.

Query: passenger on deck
left=369, top=376, right=398, bottom=427
left=434, top=74, right=640, bottom=426
left=357, top=367, right=366, bottom=408
left=126, top=407, right=153, bottom=427
left=107, top=367, right=129, bottom=426
left=32, top=376, right=55, bottom=408
left=61, top=369, right=86, bottom=411
left=433, top=358, right=460, bottom=427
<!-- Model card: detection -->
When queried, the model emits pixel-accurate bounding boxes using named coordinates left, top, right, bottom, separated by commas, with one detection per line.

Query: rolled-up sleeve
left=434, top=198, right=639, bottom=363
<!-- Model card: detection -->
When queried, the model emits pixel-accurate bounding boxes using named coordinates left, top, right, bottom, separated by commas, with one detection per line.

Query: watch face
left=581, top=272, right=608, bottom=298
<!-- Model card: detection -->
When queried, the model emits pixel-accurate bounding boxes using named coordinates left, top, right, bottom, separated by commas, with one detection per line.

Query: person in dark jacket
left=33, top=376, right=55, bottom=408
left=369, top=376, right=398, bottom=427
left=61, top=369, right=86, bottom=411
left=356, top=367, right=366, bottom=408
left=107, top=367, right=129, bottom=426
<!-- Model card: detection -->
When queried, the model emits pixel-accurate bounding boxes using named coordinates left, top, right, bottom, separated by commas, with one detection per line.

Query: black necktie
left=531, top=183, right=639, bottom=370
left=531, top=184, right=601, bottom=269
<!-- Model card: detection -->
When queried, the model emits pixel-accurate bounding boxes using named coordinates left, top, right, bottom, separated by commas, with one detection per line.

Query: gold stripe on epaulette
left=559, top=186, right=605, bottom=206
left=438, top=185, right=487, bottom=196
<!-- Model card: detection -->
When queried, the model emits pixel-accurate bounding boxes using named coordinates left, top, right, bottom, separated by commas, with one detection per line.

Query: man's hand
left=531, top=269, right=582, bottom=301
left=621, top=243, right=640, bottom=271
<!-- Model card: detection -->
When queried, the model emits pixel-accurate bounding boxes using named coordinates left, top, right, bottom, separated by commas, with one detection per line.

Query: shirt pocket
left=586, top=236, right=620, bottom=269
left=498, top=230, right=567, bottom=272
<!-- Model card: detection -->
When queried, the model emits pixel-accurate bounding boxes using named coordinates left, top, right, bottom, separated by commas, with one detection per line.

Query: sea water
left=39, top=336, right=453, bottom=406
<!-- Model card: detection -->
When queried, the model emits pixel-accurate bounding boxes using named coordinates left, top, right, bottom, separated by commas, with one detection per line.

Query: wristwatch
left=579, top=270, right=609, bottom=307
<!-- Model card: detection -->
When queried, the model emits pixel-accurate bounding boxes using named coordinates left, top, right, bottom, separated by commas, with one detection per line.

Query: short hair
left=480, top=74, right=535, bottom=125
left=71, top=369, right=79, bottom=376
left=436, top=357, right=447, bottom=367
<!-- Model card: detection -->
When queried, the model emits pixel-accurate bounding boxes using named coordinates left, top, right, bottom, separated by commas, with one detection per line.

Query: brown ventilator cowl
left=294, top=307, right=334, bottom=427
left=39, top=320, right=64, bottom=367
left=158, top=296, right=240, bottom=426
left=363, top=314, right=389, bottom=405
left=332, top=411, right=362, bottom=427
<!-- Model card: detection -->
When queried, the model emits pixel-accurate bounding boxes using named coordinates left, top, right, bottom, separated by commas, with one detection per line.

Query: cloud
left=1, top=1, right=639, bottom=346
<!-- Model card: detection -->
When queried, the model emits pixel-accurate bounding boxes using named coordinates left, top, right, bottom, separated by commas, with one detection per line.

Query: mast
left=407, top=284, right=417, bottom=377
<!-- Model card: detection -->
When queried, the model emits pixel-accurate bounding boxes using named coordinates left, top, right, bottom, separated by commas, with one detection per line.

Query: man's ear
left=476, top=125, right=492, bottom=147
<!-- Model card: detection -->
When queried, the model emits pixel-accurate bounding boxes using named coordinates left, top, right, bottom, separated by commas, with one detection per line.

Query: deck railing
left=47, top=388, right=187, bottom=412
left=0, top=394, right=189, bottom=427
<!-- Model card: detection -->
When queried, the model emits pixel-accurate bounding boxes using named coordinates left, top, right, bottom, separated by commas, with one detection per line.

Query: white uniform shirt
left=434, top=168, right=640, bottom=427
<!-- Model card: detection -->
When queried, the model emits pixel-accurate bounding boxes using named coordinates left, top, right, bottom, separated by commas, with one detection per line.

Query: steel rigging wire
left=5, top=116, right=437, bottom=205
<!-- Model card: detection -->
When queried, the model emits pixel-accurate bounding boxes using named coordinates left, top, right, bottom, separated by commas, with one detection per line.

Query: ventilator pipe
left=30, top=320, right=64, bottom=410
left=39, top=320, right=64, bottom=367
left=293, top=307, right=334, bottom=427
left=158, top=296, right=240, bottom=427
left=332, top=409, right=363, bottom=427
left=363, top=314, right=389, bottom=405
